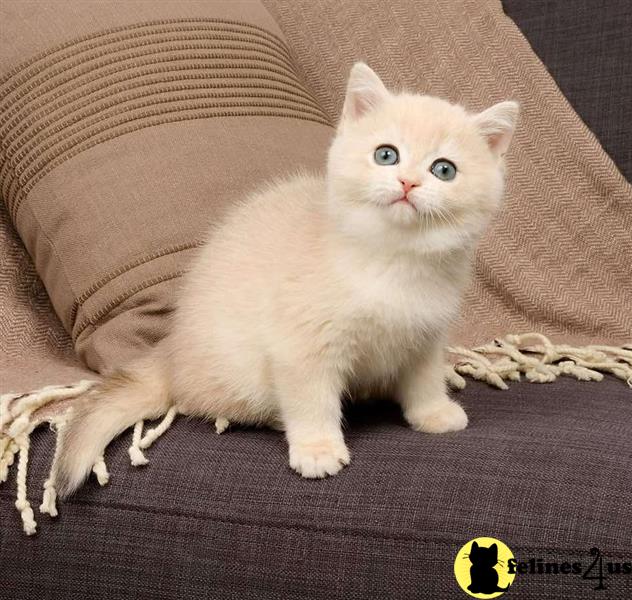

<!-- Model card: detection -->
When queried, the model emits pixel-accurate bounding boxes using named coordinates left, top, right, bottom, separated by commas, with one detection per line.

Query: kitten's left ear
left=473, top=101, right=519, bottom=158
left=340, top=62, right=391, bottom=125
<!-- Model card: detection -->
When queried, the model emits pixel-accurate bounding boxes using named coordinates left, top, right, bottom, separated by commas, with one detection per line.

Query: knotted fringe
left=127, top=407, right=179, bottom=466
left=1, top=380, right=96, bottom=535
left=0, top=380, right=179, bottom=535
left=1, top=334, right=630, bottom=535
left=447, top=333, right=632, bottom=390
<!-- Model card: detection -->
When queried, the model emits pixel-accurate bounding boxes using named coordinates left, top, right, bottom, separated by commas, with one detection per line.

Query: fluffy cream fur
left=56, top=63, right=518, bottom=495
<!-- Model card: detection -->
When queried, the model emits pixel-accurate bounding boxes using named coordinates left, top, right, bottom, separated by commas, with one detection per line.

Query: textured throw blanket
left=1, top=0, right=631, bottom=535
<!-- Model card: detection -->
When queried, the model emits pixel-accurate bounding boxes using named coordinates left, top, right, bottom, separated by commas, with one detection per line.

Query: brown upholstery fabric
left=0, top=0, right=333, bottom=373
left=2, top=376, right=631, bottom=599
left=503, top=0, right=632, bottom=182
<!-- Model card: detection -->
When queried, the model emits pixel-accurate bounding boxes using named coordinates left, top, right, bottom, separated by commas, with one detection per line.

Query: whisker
left=433, top=205, right=458, bottom=229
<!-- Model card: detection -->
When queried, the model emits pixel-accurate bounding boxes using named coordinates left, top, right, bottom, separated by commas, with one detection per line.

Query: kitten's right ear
left=340, top=62, right=390, bottom=125
left=471, top=541, right=479, bottom=551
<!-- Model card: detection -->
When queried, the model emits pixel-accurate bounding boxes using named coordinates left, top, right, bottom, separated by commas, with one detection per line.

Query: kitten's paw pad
left=406, top=400, right=468, bottom=434
left=289, top=439, right=350, bottom=478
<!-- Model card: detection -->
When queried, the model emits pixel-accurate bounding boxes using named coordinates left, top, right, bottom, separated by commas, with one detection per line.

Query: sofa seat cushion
left=2, top=376, right=631, bottom=599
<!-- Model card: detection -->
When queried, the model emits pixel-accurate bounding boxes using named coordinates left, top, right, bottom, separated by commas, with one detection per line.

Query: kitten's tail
left=55, top=353, right=171, bottom=498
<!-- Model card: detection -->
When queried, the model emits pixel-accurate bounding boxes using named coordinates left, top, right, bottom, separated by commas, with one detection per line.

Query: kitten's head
left=327, top=63, right=518, bottom=254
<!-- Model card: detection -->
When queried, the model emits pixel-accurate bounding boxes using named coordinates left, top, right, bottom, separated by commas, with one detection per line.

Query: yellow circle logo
left=454, top=537, right=516, bottom=597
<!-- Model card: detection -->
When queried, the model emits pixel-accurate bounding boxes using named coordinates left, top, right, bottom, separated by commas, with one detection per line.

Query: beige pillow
left=0, top=0, right=333, bottom=372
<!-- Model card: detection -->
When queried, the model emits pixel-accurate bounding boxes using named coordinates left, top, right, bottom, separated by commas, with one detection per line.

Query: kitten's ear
left=471, top=541, right=479, bottom=551
left=490, top=543, right=498, bottom=558
left=341, top=62, right=390, bottom=124
left=473, top=101, right=519, bottom=158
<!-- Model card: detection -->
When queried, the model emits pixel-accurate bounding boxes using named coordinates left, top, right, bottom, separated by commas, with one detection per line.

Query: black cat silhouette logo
left=454, top=537, right=516, bottom=597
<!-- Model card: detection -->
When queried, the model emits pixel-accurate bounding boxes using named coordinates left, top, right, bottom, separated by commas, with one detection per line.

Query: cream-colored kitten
left=57, top=63, right=518, bottom=496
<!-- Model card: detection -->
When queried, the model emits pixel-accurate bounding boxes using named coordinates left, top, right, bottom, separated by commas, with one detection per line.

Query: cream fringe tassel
left=1, top=333, right=630, bottom=535
left=1, top=380, right=97, bottom=535
left=0, top=379, right=179, bottom=535
left=447, top=333, right=632, bottom=390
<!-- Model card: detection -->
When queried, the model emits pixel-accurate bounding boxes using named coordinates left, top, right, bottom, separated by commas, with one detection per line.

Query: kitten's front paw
left=405, top=398, right=468, bottom=434
left=289, top=438, right=350, bottom=478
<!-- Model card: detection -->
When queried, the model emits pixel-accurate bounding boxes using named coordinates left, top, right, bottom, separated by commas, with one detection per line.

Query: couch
left=1, top=1, right=631, bottom=599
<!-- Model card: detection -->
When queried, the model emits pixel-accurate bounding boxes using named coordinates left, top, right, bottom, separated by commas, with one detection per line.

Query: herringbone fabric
left=263, top=0, right=632, bottom=348
left=0, top=189, right=89, bottom=391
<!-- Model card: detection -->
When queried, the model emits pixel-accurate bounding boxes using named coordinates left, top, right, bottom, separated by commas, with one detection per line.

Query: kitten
left=56, top=63, right=518, bottom=496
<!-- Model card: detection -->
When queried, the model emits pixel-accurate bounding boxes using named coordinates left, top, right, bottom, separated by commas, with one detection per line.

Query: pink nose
left=400, top=179, right=420, bottom=195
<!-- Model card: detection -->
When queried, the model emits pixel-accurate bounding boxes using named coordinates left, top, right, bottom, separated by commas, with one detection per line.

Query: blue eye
left=430, top=159, right=457, bottom=181
left=374, top=145, right=399, bottom=165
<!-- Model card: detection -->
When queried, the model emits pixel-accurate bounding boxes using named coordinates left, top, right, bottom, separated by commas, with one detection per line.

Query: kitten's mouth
left=390, top=197, right=418, bottom=212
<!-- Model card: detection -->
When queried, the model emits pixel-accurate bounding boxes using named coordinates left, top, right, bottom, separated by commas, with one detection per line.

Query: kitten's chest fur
left=334, top=251, right=465, bottom=383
